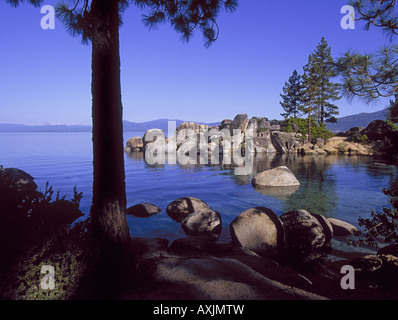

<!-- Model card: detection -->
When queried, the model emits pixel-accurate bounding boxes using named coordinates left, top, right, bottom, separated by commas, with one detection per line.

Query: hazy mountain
left=2, top=109, right=386, bottom=134
left=326, top=108, right=389, bottom=133
left=0, top=123, right=91, bottom=132
left=0, top=119, right=220, bottom=133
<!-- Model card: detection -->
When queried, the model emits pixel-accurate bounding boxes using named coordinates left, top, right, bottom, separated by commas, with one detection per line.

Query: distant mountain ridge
left=0, top=119, right=220, bottom=133
left=0, top=109, right=387, bottom=133
left=326, top=108, right=389, bottom=133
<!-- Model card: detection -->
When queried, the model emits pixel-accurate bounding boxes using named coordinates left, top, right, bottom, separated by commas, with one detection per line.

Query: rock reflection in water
left=253, top=185, right=301, bottom=201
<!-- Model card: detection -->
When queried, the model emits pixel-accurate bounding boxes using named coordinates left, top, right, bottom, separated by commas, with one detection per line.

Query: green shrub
left=280, top=117, right=335, bottom=142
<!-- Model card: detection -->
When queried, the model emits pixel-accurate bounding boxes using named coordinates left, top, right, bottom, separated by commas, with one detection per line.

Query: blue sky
left=0, top=0, right=393, bottom=125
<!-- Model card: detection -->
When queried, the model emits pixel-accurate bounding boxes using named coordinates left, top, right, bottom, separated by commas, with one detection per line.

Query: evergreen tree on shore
left=280, top=70, right=304, bottom=119
left=301, top=53, right=319, bottom=142
left=311, top=37, right=341, bottom=124
left=301, top=38, right=341, bottom=141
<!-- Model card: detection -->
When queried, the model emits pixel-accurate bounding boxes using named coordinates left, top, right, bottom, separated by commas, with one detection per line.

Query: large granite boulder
left=230, top=207, right=286, bottom=259
left=166, top=197, right=211, bottom=222
left=279, top=210, right=326, bottom=254
left=181, top=209, right=222, bottom=239
left=252, top=166, right=300, bottom=187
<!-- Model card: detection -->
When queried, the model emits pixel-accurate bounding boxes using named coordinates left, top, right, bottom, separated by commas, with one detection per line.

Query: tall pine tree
left=301, top=38, right=341, bottom=141
left=311, top=37, right=341, bottom=124
left=280, top=70, right=304, bottom=118
left=302, top=53, right=319, bottom=142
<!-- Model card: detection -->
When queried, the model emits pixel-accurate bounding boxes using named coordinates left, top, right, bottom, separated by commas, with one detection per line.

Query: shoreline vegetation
left=1, top=113, right=398, bottom=300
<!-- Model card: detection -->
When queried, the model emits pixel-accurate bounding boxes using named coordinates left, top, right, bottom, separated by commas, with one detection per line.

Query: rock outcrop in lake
left=125, top=113, right=387, bottom=159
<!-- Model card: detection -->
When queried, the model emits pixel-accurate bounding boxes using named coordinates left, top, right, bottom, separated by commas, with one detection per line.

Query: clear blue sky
left=0, top=0, right=393, bottom=125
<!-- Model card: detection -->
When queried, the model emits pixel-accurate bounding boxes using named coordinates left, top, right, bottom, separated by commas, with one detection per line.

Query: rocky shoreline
left=121, top=114, right=398, bottom=299
left=126, top=196, right=398, bottom=300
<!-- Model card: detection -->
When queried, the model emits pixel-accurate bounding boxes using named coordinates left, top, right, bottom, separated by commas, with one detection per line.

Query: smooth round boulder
left=327, top=218, right=358, bottom=236
left=280, top=210, right=325, bottom=253
left=229, top=207, right=286, bottom=259
left=252, top=166, right=300, bottom=187
left=181, top=209, right=222, bottom=239
left=127, top=202, right=161, bottom=218
left=166, top=197, right=210, bottom=222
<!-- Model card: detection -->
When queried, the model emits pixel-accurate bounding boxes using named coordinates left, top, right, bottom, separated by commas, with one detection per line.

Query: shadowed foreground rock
left=230, top=207, right=286, bottom=260
left=127, top=238, right=327, bottom=300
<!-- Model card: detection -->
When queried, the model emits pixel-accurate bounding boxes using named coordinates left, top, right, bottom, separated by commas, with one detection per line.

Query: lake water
left=1, top=132, right=397, bottom=244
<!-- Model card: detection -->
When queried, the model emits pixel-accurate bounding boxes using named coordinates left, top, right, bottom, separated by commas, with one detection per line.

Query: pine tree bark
left=90, top=0, right=130, bottom=249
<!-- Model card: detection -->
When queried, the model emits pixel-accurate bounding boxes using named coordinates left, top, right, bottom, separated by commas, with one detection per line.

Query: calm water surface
left=1, top=132, right=397, bottom=244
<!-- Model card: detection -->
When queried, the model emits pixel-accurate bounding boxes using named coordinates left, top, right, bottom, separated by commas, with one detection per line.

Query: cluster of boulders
left=124, top=113, right=303, bottom=156
left=125, top=114, right=392, bottom=158
left=126, top=196, right=358, bottom=263
left=299, top=136, right=373, bottom=156
left=127, top=196, right=222, bottom=241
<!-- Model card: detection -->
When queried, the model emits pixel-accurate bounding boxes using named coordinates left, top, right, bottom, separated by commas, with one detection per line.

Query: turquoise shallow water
left=1, top=132, right=397, bottom=243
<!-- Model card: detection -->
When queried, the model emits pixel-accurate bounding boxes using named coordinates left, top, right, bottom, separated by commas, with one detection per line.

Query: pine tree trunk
left=90, top=0, right=130, bottom=249
left=308, top=86, right=312, bottom=143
